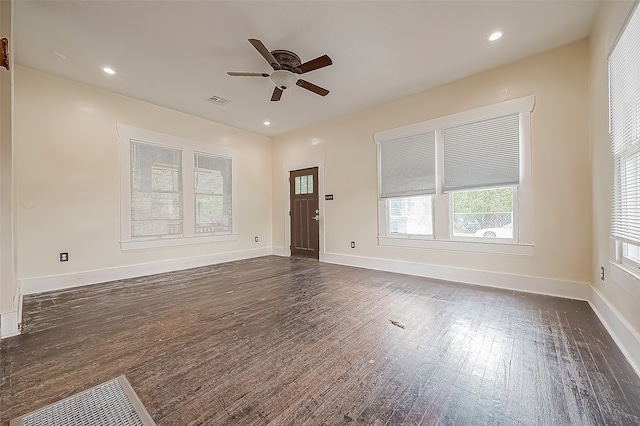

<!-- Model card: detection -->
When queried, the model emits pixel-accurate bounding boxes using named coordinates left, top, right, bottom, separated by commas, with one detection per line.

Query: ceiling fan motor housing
left=271, top=50, right=302, bottom=71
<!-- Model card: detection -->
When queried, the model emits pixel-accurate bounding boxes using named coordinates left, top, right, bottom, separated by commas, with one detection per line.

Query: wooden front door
left=290, top=167, right=319, bottom=259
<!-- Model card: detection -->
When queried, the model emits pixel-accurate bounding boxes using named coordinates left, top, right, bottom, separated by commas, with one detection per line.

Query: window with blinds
left=195, top=153, right=232, bottom=234
left=443, top=114, right=519, bottom=192
left=379, top=132, right=436, bottom=236
left=610, top=4, right=640, bottom=252
left=131, top=142, right=183, bottom=238
left=374, top=95, right=534, bottom=251
left=380, top=132, right=436, bottom=198
left=118, top=124, right=238, bottom=249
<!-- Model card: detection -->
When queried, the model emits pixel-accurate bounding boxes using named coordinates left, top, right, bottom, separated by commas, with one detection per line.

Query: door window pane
left=295, top=176, right=301, bottom=194
left=307, top=175, right=313, bottom=193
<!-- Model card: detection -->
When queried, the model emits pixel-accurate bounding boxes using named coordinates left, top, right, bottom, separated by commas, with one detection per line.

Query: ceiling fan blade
left=227, top=72, right=270, bottom=77
left=295, top=55, right=332, bottom=74
left=248, top=38, right=281, bottom=70
left=271, top=87, right=283, bottom=102
left=296, top=79, right=329, bottom=97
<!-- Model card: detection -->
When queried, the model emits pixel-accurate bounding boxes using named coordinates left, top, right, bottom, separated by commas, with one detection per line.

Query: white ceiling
left=13, top=1, right=601, bottom=137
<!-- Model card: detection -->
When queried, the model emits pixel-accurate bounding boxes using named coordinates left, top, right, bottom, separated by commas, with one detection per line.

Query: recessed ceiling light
left=102, top=67, right=116, bottom=75
left=264, top=121, right=271, bottom=126
left=489, top=31, right=503, bottom=42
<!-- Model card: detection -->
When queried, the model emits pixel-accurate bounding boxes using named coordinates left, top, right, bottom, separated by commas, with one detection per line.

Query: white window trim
left=610, top=239, right=640, bottom=301
left=374, top=95, right=535, bottom=256
left=118, top=124, right=238, bottom=250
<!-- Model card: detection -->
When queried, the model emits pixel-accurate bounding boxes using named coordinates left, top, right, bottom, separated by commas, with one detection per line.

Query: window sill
left=609, top=261, right=640, bottom=301
left=378, top=235, right=534, bottom=255
left=121, top=233, right=238, bottom=250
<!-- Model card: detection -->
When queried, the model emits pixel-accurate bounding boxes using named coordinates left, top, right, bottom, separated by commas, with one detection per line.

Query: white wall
left=272, top=41, right=592, bottom=292
left=14, top=66, right=272, bottom=291
left=589, top=1, right=640, bottom=346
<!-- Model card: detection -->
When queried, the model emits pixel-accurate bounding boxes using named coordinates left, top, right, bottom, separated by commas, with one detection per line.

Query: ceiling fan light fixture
left=270, top=70, right=297, bottom=90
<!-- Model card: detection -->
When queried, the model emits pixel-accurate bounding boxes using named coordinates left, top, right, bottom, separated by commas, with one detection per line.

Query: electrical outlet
left=60, top=252, right=69, bottom=262
left=254, top=236, right=259, bottom=243
left=600, top=266, right=605, bottom=281
left=350, top=241, right=356, bottom=249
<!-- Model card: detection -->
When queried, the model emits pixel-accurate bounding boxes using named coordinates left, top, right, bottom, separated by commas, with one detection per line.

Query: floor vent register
left=10, top=376, right=156, bottom=426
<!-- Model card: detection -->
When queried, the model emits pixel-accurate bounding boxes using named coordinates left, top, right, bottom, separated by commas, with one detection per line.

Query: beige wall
left=0, top=0, right=16, bottom=319
left=590, top=1, right=640, bottom=336
left=14, top=66, right=272, bottom=280
left=273, top=40, right=592, bottom=284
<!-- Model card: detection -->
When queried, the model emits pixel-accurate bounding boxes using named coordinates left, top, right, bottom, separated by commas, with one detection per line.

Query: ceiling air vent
left=207, top=95, right=230, bottom=106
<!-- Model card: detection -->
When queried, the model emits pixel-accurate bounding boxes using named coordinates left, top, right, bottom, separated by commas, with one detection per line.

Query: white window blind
left=443, top=114, right=520, bottom=192
left=194, top=153, right=232, bottom=234
left=610, top=4, right=640, bottom=245
left=131, top=142, right=183, bottom=238
left=380, top=132, right=436, bottom=198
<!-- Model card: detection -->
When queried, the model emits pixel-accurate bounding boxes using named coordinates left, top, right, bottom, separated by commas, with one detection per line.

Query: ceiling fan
left=227, top=38, right=332, bottom=102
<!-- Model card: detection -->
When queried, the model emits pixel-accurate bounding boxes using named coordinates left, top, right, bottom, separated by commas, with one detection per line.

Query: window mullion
left=182, top=149, right=196, bottom=238
left=433, top=129, right=449, bottom=239
left=512, top=185, right=520, bottom=242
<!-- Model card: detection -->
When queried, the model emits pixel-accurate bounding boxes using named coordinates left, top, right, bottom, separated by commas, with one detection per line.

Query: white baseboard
left=1, top=311, right=20, bottom=338
left=322, top=252, right=590, bottom=300
left=271, top=246, right=287, bottom=257
left=588, top=286, right=640, bottom=377
left=20, top=247, right=272, bottom=295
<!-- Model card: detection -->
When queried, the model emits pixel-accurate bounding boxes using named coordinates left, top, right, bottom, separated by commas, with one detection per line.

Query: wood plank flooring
left=1, top=256, right=639, bottom=425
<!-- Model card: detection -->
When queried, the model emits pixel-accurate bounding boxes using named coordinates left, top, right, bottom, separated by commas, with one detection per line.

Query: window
left=379, top=131, right=436, bottom=237
left=294, top=174, right=314, bottom=194
left=194, top=153, right=232, bottom=234
left=388, top=195, right=433, bottom=236
left=375, top=96, right=534, bottom=254
left=610, top=4, right=640, bottom=269
left=131, top=143, right=183, bottom=238
left=444, top=113, right=519, bottom=241
left=118, top=125, right=238, bottom=250
left=452, top=188, right=514, bottom=239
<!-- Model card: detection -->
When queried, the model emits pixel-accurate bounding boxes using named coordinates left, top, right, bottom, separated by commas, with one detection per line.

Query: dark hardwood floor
left=1, top=256, right=639, bottom=425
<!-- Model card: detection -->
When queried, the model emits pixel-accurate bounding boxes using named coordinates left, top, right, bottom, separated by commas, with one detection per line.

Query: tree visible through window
left=452, top=187, right=513, bottom=238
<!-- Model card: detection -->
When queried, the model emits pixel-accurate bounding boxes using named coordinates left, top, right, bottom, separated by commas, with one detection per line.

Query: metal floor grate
left=10, top=376, right=156, bottom=426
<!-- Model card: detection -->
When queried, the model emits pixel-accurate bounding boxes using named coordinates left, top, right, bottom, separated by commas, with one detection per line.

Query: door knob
left=312, top=215, right=320, bottom=221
